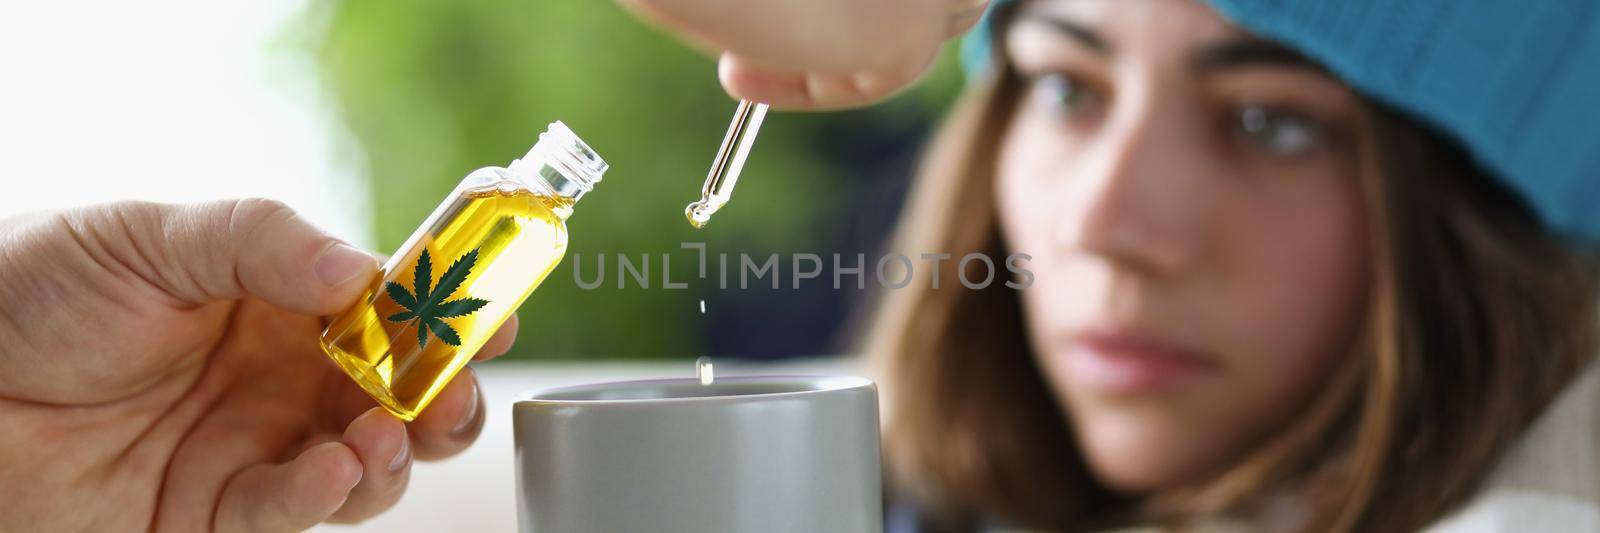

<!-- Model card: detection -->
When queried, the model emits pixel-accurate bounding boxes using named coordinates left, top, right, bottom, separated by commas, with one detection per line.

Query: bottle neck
left=507, top=121, right=608, bottom=205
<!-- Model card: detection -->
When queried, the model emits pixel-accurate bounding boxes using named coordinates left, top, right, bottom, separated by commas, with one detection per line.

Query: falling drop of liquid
left=699, top=299, right=706, bottom=314
left=695, top=356, right=714, bottom=386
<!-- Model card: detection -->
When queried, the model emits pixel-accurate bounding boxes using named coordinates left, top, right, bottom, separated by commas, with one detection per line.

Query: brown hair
left=863, top=16, right=1600, bottom=532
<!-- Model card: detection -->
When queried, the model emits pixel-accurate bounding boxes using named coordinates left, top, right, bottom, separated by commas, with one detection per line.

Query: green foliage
left=296, top=0, right=963, bottom=358
left=386, top=248, right=490, bottom=348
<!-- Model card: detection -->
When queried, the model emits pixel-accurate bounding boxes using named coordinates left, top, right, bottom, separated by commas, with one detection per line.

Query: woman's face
left=996, top=0, right=1369, bottom=492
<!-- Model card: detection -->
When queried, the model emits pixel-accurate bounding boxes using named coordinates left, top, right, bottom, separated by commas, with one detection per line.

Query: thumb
left=618, top=0, right=949, bottom=73
left=717, top=49, right=938, bottom=110
left=85, top=198, right=378, bottom=315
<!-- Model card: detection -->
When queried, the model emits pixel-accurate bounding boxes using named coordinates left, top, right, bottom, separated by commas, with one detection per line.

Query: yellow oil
left=321, top=184, right=571, bottom=421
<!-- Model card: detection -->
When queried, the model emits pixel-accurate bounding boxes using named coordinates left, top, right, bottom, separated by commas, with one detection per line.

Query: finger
left=718, top=51, right=938, bottom=110
left=71, top=198, right=379, bottom=314
left=326, top=408, right=413, bottom=523
left=945, top=0, right=990, bottom=38
left=474, top=314, right=520, bottom=361
left=407, top=366, right=487, bottom=461
left=321, top=252, right=397, bottom=331
left=214, top=441, right=363, bottom=532
left=618, top=0, right=947, bottom=73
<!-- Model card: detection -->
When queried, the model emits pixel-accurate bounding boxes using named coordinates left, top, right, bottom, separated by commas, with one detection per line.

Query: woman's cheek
left=1217, top=169, right=1371, bottom=437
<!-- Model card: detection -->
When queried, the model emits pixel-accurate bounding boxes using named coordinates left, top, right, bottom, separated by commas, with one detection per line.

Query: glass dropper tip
left=685, top=201, right=714, bottom=229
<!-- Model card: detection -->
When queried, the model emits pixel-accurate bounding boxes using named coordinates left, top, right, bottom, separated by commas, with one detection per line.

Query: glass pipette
left=686, top=99, right=768, bottom=228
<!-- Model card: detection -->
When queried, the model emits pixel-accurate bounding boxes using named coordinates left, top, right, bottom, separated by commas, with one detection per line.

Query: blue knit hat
left=962, top=0, right=1600, bottom=242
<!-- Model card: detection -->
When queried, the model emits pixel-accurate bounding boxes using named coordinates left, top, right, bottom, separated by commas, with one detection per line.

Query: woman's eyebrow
left=1192, top=38, right=1320, bottom=73
left=1012, top=14, right=1112, bottom=56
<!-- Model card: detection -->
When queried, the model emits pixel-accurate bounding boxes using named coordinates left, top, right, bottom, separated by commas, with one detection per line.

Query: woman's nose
left=1052, top=99, right=1199, bottom=277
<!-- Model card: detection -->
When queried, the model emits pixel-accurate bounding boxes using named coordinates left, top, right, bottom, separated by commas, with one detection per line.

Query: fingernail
left=315, top=242, right=372, bottom=287
left=388, top=434, right=411, bottom=472
left=452, top=375, right=482, bottom=438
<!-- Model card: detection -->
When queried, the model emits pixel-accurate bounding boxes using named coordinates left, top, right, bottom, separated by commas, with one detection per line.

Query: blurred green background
left=299, top=0, right=963, bottom=360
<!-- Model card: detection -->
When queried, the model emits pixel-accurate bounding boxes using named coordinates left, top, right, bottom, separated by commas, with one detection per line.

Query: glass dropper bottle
left=686, top=99, right=768, bottom=228
left=321, top=121, right=608, bottom=421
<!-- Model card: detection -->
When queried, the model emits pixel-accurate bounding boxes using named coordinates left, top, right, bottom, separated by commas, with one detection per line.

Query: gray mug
left=512, top=375, right=883, bottom=533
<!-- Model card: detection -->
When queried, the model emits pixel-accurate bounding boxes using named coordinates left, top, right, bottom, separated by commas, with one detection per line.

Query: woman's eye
left=1031, top=73, right=1101, bottom=118
left=1236, top=105, right=1321, bottom=156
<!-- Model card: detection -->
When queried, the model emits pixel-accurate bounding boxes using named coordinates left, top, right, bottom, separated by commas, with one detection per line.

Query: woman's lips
left=1063, top=327, right=1217, bottom=393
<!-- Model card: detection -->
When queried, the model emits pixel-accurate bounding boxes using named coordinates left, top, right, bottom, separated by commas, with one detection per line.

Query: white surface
left=1426, top=492, right=1600, bottom=533
left=314, top=357, right=865, bottom=532
left=0, top=0, right=372, bottom=249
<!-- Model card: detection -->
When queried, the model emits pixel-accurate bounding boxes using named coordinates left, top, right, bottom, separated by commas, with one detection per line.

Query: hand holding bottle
left=618, top=0, right=990, bottom=109
left=0, top=199, right=517, bottom=531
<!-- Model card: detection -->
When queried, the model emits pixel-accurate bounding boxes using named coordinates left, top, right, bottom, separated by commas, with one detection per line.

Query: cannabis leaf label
left=385, top=248, right=489, bottom=348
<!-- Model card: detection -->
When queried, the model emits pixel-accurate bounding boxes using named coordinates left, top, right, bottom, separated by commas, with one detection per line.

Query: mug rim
left=513, top=374, right=874, bottom=405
